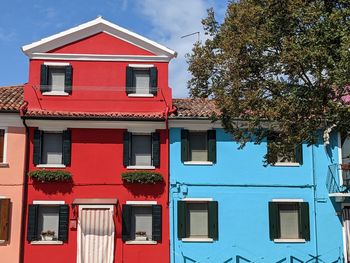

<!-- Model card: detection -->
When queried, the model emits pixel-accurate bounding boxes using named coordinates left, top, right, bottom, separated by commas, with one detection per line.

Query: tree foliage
left=187, top=0, right=350, bottom=163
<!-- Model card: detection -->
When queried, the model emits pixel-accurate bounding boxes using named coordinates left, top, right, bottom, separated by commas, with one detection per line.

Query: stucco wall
left=0, top=126, right=25, bottom=263
left=169, top=128, right=343, bottom=262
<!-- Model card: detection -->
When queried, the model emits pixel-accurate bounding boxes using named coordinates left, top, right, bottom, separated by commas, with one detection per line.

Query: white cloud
left=136, top=0, right=217, bottom=98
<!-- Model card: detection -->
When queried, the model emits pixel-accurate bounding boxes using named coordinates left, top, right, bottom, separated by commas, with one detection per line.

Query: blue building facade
left=169, top=99, right=345, bottom=263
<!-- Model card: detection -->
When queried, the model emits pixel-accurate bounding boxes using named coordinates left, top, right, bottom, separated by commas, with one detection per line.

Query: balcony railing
left=326, top=164, right=350, bottom=195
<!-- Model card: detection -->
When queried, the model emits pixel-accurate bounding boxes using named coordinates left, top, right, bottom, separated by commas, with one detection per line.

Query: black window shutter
left=208, top=201, right=218, bottom=240
left=152, top=205, right=162, bottom=241
left=126, top=67, right=135, bottom=94
left=299, top=202, right=310, bottom=241
left=152, top=132, right=160, bottom=167
left=123, top=131, right=131, bottom=167
left=62, top=130, right=71, bottom=166
left=64, top=66, right=73, bottom=94
left=27, top=204, right=39, bottom=241
left=122, top=204, right=132, bottom=241
left=58, top=205, right=69, bottom=242
left=149, top=67, right=158, bottom=95
left=268, top=202, right=279, bottom=240
left=295, top=144, right=303, bottom=165
left=207, top=130, right=217, bottom=163
left=177, top=201, right=187, bottom=239
left=181, top=130, right=189, bottom=162
left=40, top=65, right=49, bottom=93
left=33, top=129, right=42, bottom=165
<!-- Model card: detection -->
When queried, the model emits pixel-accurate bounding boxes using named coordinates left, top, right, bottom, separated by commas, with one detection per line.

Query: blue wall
left=169, top=128, right=343, bottom=263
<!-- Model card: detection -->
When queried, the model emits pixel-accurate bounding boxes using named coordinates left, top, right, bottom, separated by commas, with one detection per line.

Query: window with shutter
left=0, top=198, right=10, bottom=241
left=123, top=203, right=161, bottom=243
left=40, top=64, right=73, bottom=94
left=178, top=200, right=218, bottom=241
left=125, top=66, right=158, bottom=96
left=268, top=201, right=310, bottom=241
left=267, top=135, right=303, bottom=165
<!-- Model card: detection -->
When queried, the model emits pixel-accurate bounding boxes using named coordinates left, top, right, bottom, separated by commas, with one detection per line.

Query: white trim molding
left=31, top=240, right=63, bottom=245
left=128, top=64, right=154, bottom=68
left=169, top=119, right=222, bottom=130
left=272, top=162, right=300, bottom=167
left=126, top=201, right=157, bottom=205
left=125, top=240, right=157, bottom=245
left=43, top=62, right=70, bottom=66
left=126, top=165, right=155, bottom=170
left=0, top=114, right=24, bottom=127
left=36, top=164, right=66, bottom=169
left=0, top=126, right=8, bottom=164
left=181, top=198, right=214, bottom=202
left=127, top=94, right=154, bottom=98
left=22, top=17, right=176, bottom=58
left=33, top=200, right=65, bottom=205
left=273, top=239, right=306, bottom=243
left=25, top=119, right=166, bottom=131
left=271, top=199, right=304, bottom=203
left=183, top=161, right=213, bottom=166
left=181, top=238, right=214, bottom=243
left=42, top=91, right=69, bottom=96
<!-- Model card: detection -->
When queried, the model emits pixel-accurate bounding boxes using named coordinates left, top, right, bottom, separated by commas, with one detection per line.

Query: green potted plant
left=135, top=231, right=148, bottom=241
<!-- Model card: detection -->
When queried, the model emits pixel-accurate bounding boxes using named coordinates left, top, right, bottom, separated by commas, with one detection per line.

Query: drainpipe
left=19, top=101, right=29, bottom=263
left=312, top=145, right=319, bottom=260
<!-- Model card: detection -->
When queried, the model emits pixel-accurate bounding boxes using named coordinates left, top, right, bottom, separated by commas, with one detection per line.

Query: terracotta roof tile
left=0, top=85, right=24, bottom=112
left=25, top=109, right=165, bottom=120
left=171, top=98, right=220, bottom=119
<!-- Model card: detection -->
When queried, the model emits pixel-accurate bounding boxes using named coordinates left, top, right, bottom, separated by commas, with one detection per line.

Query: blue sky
left=0, top=0, right=227, bottom=97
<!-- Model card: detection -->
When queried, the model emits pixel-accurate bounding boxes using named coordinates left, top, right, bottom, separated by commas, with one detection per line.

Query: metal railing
left=326, top=164, right=350, bottom=194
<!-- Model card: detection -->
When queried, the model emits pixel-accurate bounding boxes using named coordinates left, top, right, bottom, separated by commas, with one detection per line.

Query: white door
left=77, top=205, right=115, bottom=263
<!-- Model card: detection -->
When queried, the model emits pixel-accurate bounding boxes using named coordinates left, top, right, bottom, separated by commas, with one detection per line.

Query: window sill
left=0, top=163, right=9, bottom=168
left=36, top=164, right=66, bottom=168
left=30, top=240, right=63, bottom=245
left=183, top=161, right=213, bottom=166
left=126, top=165, right=155, bottom=170
left=125, top=240, right=157, bottom=245
left=273, top=239, right=306, bottom=243
left=42, top=91, right=69, bottom=96
left=272, top=162, right=300, bottom=167
left=127, top=94, right=154, bottom=98
left=181, top=238, right=214, bottom=243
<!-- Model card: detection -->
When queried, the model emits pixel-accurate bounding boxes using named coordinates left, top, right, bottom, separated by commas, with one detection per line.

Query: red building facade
left=21, top=17, right=176, bottom=263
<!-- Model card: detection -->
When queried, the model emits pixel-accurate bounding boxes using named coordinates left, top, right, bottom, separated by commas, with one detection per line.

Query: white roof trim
left=29, top=53, right=171, bottom=62
left=22, top=17, right=176, bottom=58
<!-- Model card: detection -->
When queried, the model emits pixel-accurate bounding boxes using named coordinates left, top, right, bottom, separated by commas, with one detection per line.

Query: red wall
left=23, top=128, right=170, bottom=263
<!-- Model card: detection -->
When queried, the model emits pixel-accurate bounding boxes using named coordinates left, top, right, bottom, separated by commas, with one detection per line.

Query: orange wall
left=0, top=126, right=26, bottom=263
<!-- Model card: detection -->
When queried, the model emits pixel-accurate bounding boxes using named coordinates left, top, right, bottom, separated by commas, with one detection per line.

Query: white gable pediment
left=22, top=17, right=176, bottom=62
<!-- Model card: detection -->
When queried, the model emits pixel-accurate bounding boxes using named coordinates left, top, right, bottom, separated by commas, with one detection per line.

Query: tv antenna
left=181, top=31, right=200, bottom=42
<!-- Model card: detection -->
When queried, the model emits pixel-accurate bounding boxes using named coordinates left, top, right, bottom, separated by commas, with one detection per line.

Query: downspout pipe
left=312, top=145, right=319, bottom=260
left=19, top=101, right=29, bottom=263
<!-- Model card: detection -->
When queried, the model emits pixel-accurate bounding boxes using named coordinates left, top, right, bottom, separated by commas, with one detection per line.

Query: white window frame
left=127, top=64, right=155, bottom=98
left=0, top=127, right=8, bottom=165
left=271, top=199, right=306, bottom=243
left=42, top=62, right=70, bottom=96
left=126, top=132, right=155, bottom=170
left=180, top=198, right=214, bottom=243
left=338, top=132, right=345, bottom=186
left=184, top=130, right=213, bottom=166
left=125, top=200, right=157, bottom=245
left=30, top=200, right=65, bottom=245
left=36, top=130, right=66, bottom=168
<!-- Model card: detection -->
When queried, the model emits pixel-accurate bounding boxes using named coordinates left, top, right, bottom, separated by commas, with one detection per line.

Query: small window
left=131, top=135, right=152, bottom=166
left=269, top=201, right=310, bottom=241
left=122, top=204, right=162, bottom=242
left=267, top=135, right=302, bottom=165
left=42, top=132, right=63, bottom=165
left=37, top=206, right=60, bottom=241
left=178, top=200, right=218, bottom=240
left=181, top=130, right=216, bottom=163
left=27, top=204, right=69, bottom=242
left=123, top=132, right=160, bottom=168
left=0, top=129, right=5, bottom=163
left=48, top=67, right=65, bottom=92
left=125, top=66, right=157, bottom=95
left=33, top=130, right=71, bottom=166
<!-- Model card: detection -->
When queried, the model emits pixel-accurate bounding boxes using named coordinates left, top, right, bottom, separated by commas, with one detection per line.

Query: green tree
left=187, top=1, right=350, bottom=164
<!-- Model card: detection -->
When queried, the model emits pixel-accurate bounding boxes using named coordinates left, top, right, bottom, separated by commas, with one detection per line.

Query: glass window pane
left=132, top=206, right=153, bottom=241
left=190, top=132, right=208, bottom=161
left=186, top=202, right=208, bottom=238
left=279, top=203, right=300, bottom=239
left=48, top=68, right=65, bottom=92
left=134, top=70, right=150, bottom=94
left=342, top=136, right=350, bottom=163
left=37, top=206, right=59, bottom=240
left=42, top=133, right=63, bottom=164
left=131, top=135, right=152, bottom=166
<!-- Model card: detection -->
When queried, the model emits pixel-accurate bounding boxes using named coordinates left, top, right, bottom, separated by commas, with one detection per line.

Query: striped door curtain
left=77, top=208, right=115, bottom=263
left=343, top=208, right=350, bottom=262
